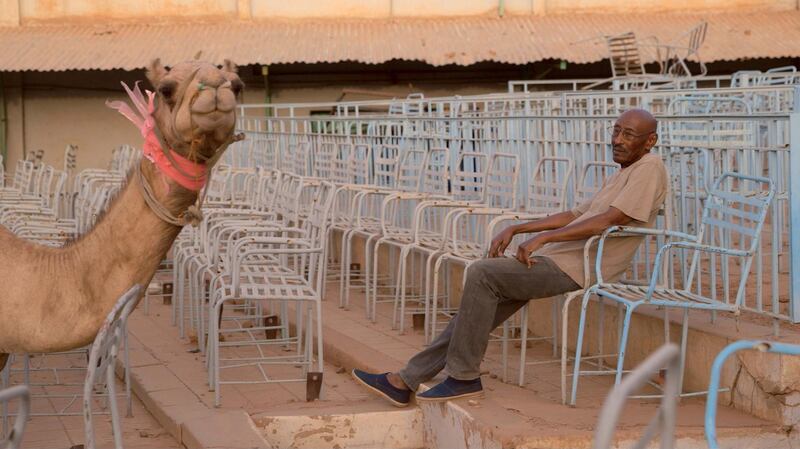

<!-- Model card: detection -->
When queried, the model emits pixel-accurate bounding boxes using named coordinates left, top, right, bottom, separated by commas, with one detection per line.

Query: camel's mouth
left=192, top=110, right=235, bottom=132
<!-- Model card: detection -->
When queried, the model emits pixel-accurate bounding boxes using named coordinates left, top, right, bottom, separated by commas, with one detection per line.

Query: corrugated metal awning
left=1, top=11, right=799, bottom=71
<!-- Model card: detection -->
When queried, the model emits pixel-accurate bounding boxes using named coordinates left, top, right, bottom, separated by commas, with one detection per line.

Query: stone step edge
left=115, top=356, right=270, bottom=449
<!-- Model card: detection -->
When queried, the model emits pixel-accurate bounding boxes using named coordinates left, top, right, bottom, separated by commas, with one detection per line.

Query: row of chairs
left=171, top=165, right=334, bottom=406
left=248, top=134, right=776, bottom=411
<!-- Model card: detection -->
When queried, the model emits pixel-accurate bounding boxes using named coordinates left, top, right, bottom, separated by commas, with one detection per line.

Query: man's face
left=610, top=112, right=657, bottom=167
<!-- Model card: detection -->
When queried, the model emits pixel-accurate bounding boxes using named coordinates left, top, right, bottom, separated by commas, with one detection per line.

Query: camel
left=0, top=59, right=244, bottom=369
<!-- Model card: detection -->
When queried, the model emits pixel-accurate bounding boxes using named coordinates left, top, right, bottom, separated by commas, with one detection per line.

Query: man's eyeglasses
left=608, top=126, right=655, bottom=141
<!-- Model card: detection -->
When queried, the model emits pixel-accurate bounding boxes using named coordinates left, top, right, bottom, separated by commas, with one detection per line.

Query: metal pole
left=0, top=73, right=6, bottom=169
left=789, top=86, right=800, bottom=322
left=262, top=65, right=272, bottom=118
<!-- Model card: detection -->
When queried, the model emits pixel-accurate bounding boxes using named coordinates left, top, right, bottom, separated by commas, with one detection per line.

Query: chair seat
left=594, top=283, right=737, bottom=312
left=215, top=271, right=318, bottom=301
left=449, top=241, right=486, bottom=260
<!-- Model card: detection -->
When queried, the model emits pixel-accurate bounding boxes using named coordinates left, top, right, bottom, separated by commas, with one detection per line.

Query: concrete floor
left=14, top=268, right=795, bottom=449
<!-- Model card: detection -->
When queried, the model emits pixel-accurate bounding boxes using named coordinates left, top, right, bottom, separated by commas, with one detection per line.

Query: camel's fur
left=0, top=59, right=243, bottom=362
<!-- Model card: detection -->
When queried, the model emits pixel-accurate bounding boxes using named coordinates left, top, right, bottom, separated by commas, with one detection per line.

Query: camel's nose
left=197, top=70, right=226, bottom=90
left=192, top=70, right=236, bottom=114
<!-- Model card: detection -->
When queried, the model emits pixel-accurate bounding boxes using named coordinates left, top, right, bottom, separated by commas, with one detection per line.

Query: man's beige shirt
left=535, top=152, right=668, bottom=287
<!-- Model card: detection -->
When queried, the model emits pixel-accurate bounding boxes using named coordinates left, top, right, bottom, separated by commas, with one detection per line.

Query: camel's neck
left=70, top=159, right=196, bottom=316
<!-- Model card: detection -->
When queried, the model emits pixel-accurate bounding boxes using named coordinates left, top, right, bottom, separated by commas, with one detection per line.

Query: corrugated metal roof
left=1, top=11, right=799, bottom=71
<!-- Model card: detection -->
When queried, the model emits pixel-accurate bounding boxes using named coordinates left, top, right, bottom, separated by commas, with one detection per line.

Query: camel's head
left=146, top=59, right=244, bottom=162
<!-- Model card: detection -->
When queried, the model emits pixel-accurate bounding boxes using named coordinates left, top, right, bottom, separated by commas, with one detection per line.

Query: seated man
left=352, top=109, right=668, bottom=406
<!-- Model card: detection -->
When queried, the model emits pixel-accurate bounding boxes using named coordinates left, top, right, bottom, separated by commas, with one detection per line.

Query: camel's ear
left=222, top=59, right=238, bottom=74
left=146, top=58, right=169, bottom=86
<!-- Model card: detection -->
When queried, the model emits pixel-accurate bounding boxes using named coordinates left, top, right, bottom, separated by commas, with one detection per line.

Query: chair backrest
left=64, top=144, right=78, bottom=174
left=420, top=147, right=450, bottom=195
left=205, top=164, right=234, bottom=204
left=397, top=148, right=427, bottom=192
left=450, top=152, right=489, bottom=202
left=83, top=284, right=141, bottom=449
left=348, top=143, right=372, bottom=186
left=291, top=141, right=311, bottom=177
left=299, top=180, right=337, bottom=291
left=330, top=142, right=351, bottom=184
left=484, top=153, right=520, bottom=209
left=759, top=66, right=798, bottom=86
left=576, top=161, right=619, bottom=205
left=606, top=32, right=645, bottom=78
left=262, top=136, right=279, bottom=170
left=527, top=157, right=574, bottom=214
left=687, top=172, right=775, bottom=307
left=730, top=70, right=762, bottom=88
left=666, top=96, right=755, bottom=150
left=685, top=21, right=708, bottom=56
left=254, top=169, right=282, bottom=211
left=374, top=144, right=401, bottom=188
left=11, top=160, right=33, bottom=192
left=273, top=172, right=303, bottom=225
left=313, top=141, right=336, bottom=179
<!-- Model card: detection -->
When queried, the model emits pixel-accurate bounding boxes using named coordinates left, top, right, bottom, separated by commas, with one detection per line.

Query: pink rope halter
left=107, top=82, right=207, bottom=191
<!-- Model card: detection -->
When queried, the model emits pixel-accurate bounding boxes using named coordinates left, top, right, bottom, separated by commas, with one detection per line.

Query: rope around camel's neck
left=136, top=131, right=241, bottom=228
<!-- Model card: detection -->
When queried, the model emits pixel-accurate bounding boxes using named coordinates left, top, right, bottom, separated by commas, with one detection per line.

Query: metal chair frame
left=569, top=172, right=775, bottom=406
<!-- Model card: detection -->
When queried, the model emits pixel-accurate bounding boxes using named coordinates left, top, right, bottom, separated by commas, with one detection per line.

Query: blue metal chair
left=570, top=172, right=775, bottom=406
left=705, top=340, right=800, bottom=449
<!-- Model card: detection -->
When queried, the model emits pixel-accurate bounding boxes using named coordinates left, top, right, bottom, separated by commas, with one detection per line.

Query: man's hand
left=515, top=234, right=550, bottom=268
left=488, top=226, right=516, bottom=258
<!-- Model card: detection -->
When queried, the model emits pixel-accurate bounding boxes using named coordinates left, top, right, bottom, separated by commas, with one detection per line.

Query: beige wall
left=0, top=0, right=795, bottom=24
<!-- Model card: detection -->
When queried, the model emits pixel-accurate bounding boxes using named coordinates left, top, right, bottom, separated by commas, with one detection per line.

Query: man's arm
left=488, top=210, right=578, bottom=257
left=515, top=207, right=634, bottom=267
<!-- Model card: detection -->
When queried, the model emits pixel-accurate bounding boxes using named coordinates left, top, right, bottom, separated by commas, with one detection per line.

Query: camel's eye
left=158, top=80, right=177, bottom=105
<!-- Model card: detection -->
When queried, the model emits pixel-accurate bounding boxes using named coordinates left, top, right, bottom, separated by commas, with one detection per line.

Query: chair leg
left=561, top=290, right=583, bottom=405
left=551, top=297, right=559, bottom=358
left=570, top=290, right=594, bottom=407
left=206, top=296, right=219, bottom=387
left=371, top=237, right=383, bottom=323
left=339, top=230, right=351, bottom=309
left=502, top=320, right=509, bottom=383
left=213, top=301, right=223, bottom=406
left=430, top=255, right=446, bottom=345
left=422, top=251, right=438, bottom=345
left=172, top=253, right=181, bottom=326
left=106, top=362, right=124, bottom=449
left=677, top=309, right=690, bottom=399
left=397, top=246, right=413, bottom=334
left=614, top=304, right=637, bottom=386
left=518, top=303, right=530, bottom=386
left=316, top=299, right=325, bottom=374
left=597, top=296, right=605, bottom=370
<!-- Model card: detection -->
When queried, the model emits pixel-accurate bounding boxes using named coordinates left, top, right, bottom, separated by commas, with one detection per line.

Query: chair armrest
left=635, top=240, right=748, bottom=302
left=230, top=236, right=322, bottom=281
left=593, top=226, right=699, bottom=286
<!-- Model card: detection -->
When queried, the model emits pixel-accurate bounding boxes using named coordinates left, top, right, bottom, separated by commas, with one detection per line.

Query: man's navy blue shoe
left=351, top=369, right=411, bottom=407
left=416, top=376, right=483, bottom=403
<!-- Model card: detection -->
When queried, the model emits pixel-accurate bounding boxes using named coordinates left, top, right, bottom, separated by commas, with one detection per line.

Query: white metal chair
left=0, top=385, right=30, bottom=449
left=83, top=284, right=141, bottom=449
left=207, top=181, right=335, bottom=406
